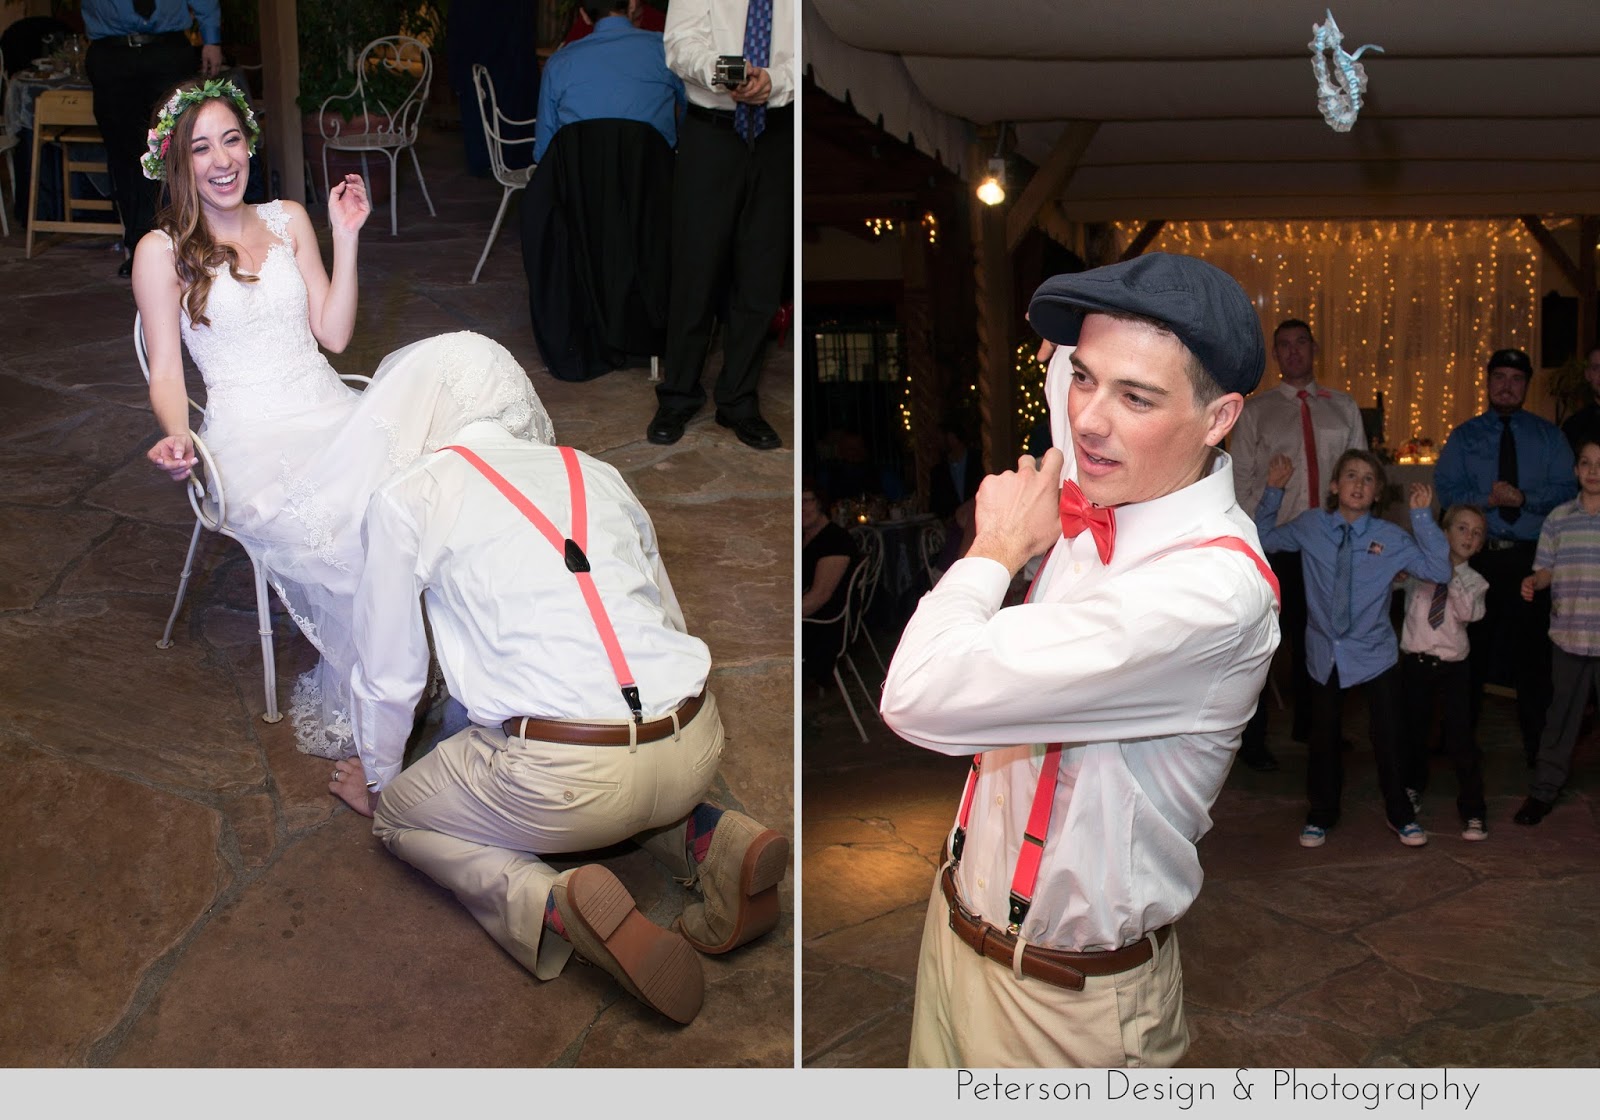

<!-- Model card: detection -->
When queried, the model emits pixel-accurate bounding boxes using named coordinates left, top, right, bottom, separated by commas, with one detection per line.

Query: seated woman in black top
left=801, top=483, right=858, bottom=687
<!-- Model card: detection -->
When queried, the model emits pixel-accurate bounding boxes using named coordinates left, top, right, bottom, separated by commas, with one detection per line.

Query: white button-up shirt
left=1231, top=379, right=1367, bottom=525
left=1399, top=562, right=1489, bottom=662
left=880, top=448, right=1281, bottom=952
left=665, top=0, right=794, bottom=110
left=349, top=421, right=710, bottom=790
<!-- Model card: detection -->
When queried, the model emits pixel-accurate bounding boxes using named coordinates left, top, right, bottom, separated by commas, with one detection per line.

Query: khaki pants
left=372, top=693, right=724, bottom=980
left=907, top=872, right=1189, bottom=1068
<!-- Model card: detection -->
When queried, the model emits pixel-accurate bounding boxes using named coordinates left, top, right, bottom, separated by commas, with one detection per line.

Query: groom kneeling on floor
left=328, top=417, right=788, bottom=1023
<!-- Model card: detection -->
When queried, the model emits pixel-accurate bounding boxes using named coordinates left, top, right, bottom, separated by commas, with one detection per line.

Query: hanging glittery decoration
left=1308, top=9, right=1384, bottom=132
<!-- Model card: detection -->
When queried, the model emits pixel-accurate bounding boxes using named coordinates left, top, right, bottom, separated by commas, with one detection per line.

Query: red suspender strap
left=443, top=445, right=644, bottom=721
left=951, top=534, right=1281, bottom=934
left=1191, top=536, right=1281, bottom=607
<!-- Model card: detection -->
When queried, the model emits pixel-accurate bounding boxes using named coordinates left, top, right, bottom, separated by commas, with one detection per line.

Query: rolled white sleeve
left=664, top=0, right=721, bottom=92
left=350, top=486, right=432, bottom=791
left=880, top=550, right=1274, bottom=754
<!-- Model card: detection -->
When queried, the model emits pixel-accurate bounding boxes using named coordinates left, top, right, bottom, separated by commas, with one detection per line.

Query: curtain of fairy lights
left=1123, top=220, right=1541, bottom=449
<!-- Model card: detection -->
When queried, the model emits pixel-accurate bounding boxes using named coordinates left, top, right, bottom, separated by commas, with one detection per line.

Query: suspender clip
left=950, top=826, right=966, bottom=863
left=621, top=685, right=643, bottom=723
left=563, top=539, right=590, bottom=573
left=1006, top=891, right=1031, bottom=936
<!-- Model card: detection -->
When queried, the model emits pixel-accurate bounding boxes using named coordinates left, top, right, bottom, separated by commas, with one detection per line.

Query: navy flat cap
left=1029, top=253, right=1267, bottom=397
left=1486, top=348, right=1533, bottom=376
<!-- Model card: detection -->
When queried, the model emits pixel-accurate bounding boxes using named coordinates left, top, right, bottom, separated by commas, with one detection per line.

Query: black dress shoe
left=117, top=257, right=133, bottom=278
left=647, top=404, right=697, bottom=445
left=1513, top=796, right=1553, bottom=825
left=715, top=411, right=781, bottom=450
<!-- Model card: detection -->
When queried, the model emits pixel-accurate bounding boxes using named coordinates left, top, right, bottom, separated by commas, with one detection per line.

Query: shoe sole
left=1461, top=832, right=1488, bottom=841
left=683, top=829, right=790, bottom=955
left=1298, top=834, right=1325, bottom=848
left=565, top=866, right=703, bottom=1024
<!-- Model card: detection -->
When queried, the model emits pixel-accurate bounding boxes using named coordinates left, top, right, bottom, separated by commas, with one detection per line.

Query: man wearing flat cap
left=882, top=253, right=1282, bottom=1067
left=1435, top=348, right=1576, bottom=770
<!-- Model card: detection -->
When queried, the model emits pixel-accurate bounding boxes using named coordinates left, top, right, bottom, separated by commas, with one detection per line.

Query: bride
left=133, top=79, right=553, bottom=760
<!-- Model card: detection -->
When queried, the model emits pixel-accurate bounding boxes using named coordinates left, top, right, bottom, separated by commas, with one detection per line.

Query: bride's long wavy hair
left=153, top=84, right=257, bottom=327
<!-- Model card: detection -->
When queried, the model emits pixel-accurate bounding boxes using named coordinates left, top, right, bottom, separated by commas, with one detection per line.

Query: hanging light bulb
left=976, top=158, right=1007, bottom=206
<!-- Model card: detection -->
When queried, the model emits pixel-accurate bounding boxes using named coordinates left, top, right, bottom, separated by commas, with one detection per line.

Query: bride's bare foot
left=329, top=761, right=379, bottom=817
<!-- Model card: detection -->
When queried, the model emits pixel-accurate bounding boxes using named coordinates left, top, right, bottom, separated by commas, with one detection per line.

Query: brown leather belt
left=941, top=864, right=1171, bottom=991
left=502, top=691, right=704, bottom=747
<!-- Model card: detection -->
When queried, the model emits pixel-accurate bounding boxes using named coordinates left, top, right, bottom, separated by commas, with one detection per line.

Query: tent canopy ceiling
left=808, top=0, right=1600, bottom=220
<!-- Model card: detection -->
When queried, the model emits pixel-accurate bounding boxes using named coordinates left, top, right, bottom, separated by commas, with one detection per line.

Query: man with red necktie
left=881, top=253, right=1282, bottom=1068
left=1228, top=319, right=1367, bottom=770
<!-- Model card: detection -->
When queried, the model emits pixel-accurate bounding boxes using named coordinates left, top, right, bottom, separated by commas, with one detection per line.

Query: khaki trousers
left=372, top=693, right=724, bottom=980
left=907, top=872, right=1189, bottom=1068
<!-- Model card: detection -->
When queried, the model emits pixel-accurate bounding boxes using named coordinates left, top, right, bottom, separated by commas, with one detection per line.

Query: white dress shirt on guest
left=1231, top=379, right=1367, bottom=524
left=880, top=451, right=1280, bottom=953
left=1399, top=562, right=1489, bottom=662
left=665, top=0, right=795, bottom=110
left=349, top=420, right=710, bottom=791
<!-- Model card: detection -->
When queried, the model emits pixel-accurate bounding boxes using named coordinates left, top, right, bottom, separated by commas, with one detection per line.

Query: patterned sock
left=544, top=890, right=566, bottom=938
left=685, top=803, right=726, bottom=865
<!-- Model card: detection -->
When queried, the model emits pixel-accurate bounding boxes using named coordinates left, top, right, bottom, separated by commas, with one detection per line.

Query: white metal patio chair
left=803, top=563, right=874, bottom=742
left=135, top=312, right=370, bottom=723
left=918, top=520, right=947, bottom=589
left=317, top=34, right=435, bottom=236
left=468, top=62, right=535, bottom=284
left=847, top=523, right=887, bottom=675
left=0, top=64, right=19, bottom=237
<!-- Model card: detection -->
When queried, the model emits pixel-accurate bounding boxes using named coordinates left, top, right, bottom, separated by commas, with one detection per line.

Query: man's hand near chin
left=330, top=763, right=380, bottom=818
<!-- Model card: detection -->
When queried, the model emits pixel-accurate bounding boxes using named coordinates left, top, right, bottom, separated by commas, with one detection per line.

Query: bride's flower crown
left=141, top=79, right=261, bottom=181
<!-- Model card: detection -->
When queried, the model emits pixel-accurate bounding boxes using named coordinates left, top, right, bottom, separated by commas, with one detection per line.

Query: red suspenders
left=443, top=444, right=644, bottom=722
left=948, top=536, right=1280, bottom=935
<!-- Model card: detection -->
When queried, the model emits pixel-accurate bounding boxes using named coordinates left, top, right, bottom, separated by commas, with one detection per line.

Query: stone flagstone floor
left=803, top=634, right=1600, bottom=1068
left=0, top=123, right=794, bottom=1067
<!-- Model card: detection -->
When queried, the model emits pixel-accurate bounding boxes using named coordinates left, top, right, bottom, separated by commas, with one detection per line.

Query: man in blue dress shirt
left=533, top=0, right=685, bottom=164
left=1434, top=347, right=1577, bottom=763
left=82, top=0, right=222, bottom=277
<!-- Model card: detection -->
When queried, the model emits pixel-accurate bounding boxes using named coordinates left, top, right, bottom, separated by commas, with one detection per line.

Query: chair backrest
left=33, top=88, right=97, bottom=129
left=319, top=35, right=432, bottom=143
left=471, top=63, right=535, bottom=187
left=134, top=311, right=225, bottom=531
left=843, top=554, right=875, bottom=648
left=848, top=524, right=884, bottom=611
left=919, top=522, right=947, bottom=585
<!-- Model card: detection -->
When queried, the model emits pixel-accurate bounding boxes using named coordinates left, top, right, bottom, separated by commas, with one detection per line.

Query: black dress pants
left=657, top=105, right=792, bottom=420
left=1399, top=652, right=1485, bottom=822
left=1306, top=664, right=1412, bottom=829
left=85, top=36, right=198, bottom=249
left=1466, top=542, right=1552, bottom=758
left=1240, top=550, right=1313, bottom=757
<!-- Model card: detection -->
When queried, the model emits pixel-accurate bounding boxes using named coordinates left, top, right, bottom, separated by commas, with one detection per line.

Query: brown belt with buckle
left=940, top=864, right=1171, bottom=991
left=502, top=690, right=704, bottom=747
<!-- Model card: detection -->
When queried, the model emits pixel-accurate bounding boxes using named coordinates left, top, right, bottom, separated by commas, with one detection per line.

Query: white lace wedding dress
left=161, top=200, right=554, bottom=759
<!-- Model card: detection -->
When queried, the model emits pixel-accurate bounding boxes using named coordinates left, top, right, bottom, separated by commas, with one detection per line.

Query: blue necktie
left=1332, top=523, right=1353, bottom=636
left=735, top=0, right=773, bottom=144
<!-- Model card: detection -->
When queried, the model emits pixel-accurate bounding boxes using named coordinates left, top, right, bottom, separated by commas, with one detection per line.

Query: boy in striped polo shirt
left=1515, top=438, right=1600, bottom=824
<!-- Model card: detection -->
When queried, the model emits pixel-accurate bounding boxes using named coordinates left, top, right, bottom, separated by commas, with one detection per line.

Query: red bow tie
left=1059, top=480, right=1116, bottom=564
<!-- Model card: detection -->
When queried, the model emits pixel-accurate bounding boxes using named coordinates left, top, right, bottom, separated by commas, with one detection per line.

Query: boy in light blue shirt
left=1256, top=449, right=1451, bottom=848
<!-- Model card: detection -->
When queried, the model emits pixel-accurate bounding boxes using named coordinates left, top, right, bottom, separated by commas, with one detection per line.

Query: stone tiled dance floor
left=0, top=125, right=793, bottom=1067
left=804, top=640, right=1600, bottom=1067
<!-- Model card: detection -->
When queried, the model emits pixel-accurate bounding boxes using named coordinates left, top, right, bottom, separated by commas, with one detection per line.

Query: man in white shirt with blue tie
left=328, top=419, right=787, bottom=1024
left=882, top=254, right=1281, bottom=1068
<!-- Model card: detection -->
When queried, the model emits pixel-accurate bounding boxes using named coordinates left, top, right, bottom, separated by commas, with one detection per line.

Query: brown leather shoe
left=552, top=865, right=703, bottom=1024
left=678, top=810, right=789, bottom=955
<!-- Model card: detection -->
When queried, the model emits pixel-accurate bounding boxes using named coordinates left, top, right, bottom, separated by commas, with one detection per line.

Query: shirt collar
left=1276, top=379, right=1323, bottom=398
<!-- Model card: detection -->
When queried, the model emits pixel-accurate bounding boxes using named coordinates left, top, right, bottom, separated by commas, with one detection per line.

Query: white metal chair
left=847, top=523, right=887, bottom=675
left=135, top=312, right=370, bottom=723
left=317, top=35, right=435, bottom=236
left=803, top=563, right=874, bottom=742
left=918, top=521, right=947, bottom=589
left=468, top=62, right=535, bottom=284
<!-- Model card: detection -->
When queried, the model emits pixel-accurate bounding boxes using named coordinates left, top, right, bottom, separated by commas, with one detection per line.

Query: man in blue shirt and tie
left=533, top=0, right=685, bottom=164
left=1434, top=347, right=1577, bottom=764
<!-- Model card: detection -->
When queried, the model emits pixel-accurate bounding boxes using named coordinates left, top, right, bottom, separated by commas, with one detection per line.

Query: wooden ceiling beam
left=1520, top=214, right=1583, bottom=291
left=1005, top=120, right=1099, bottom=251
